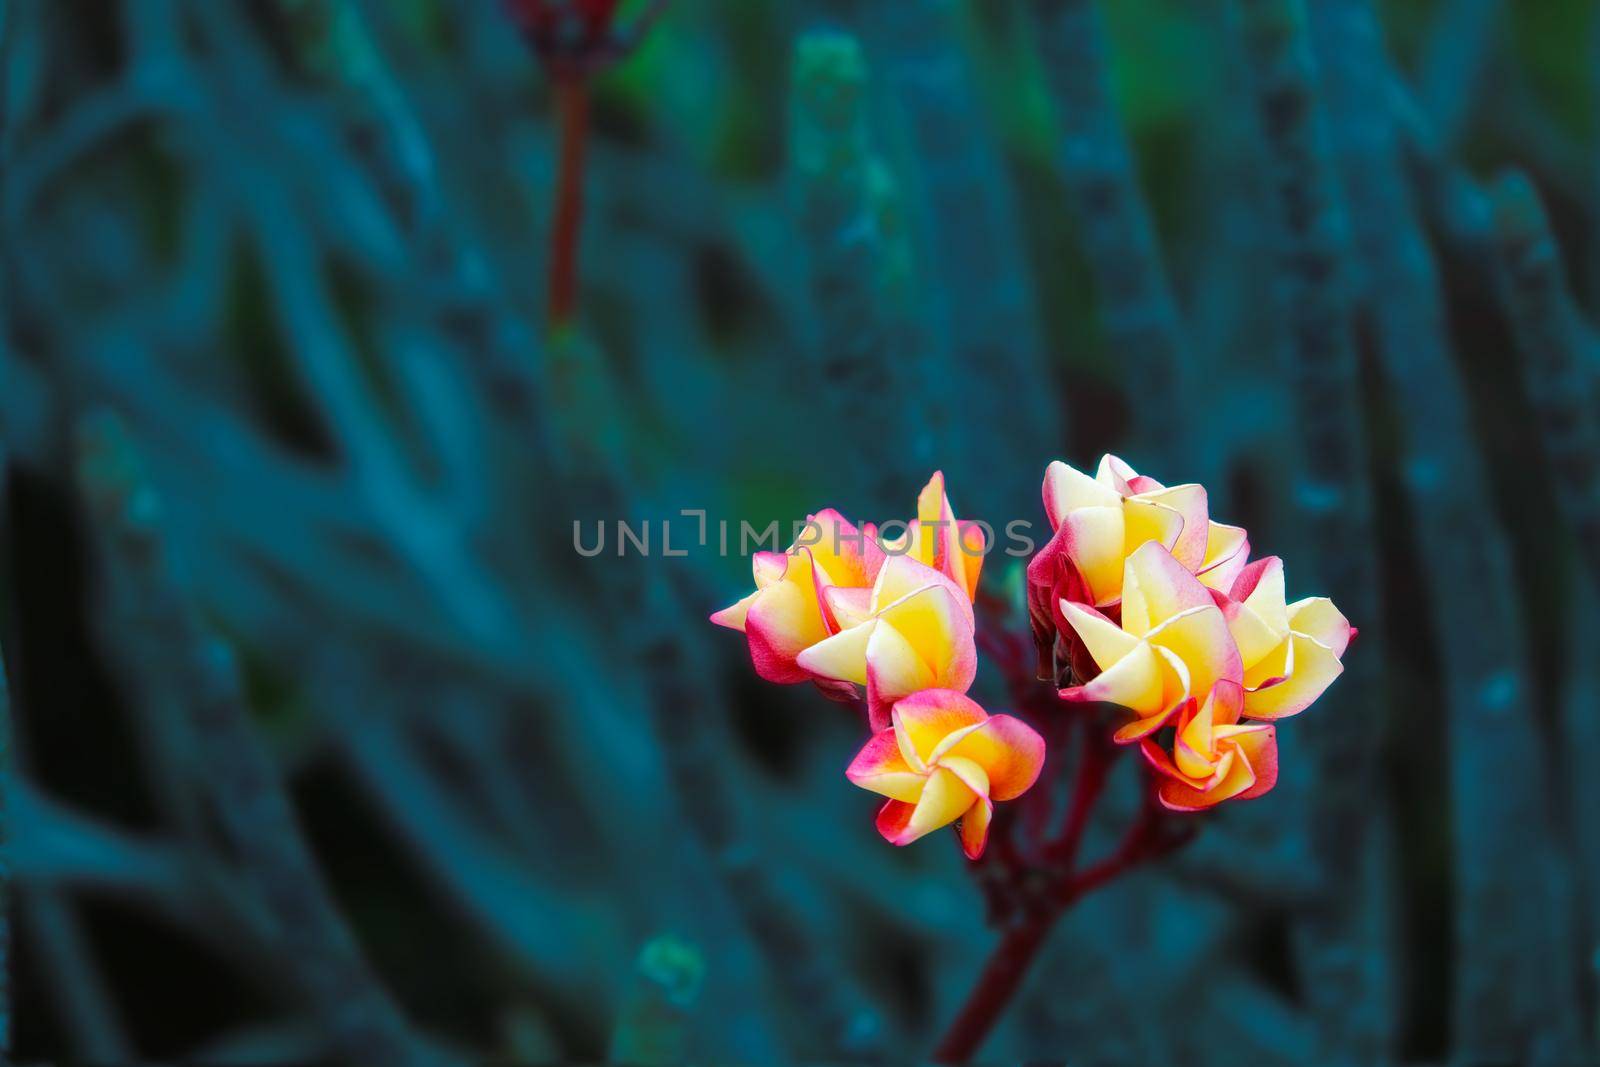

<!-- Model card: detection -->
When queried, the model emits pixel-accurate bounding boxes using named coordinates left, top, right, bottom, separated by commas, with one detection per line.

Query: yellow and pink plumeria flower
left=1032, top=455, right=1351, bottom=811
left=710, top=508, right=884, bottom=684
left=846, top=689, right=1045, bottom=859
left=711, top=473, right=983, bottom=717
left=797, top=554, right=978, bottom=730
left=1212, top=556, right=1355, bottom=719
left=896, top=470, right=986, bottom=601
left=1031, top=455, right=1249, bottom=608
left=1139, top=679, right=1279, bottom=810
left=1057, top=540, right=1243, bottom=743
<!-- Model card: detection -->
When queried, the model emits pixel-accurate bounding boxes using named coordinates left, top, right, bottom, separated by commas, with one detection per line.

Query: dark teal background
left=4, top=0, right=1599, bottom=1062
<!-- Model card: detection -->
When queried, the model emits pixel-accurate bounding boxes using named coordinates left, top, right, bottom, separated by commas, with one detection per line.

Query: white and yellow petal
left=845, top=729, right=928, bottom=803
left=875, top=582, right=978, bottom=688
left=805, top=508, right=885, bottom=591
left=886, top=473, right=986, bottom=603
left=957, top=795, right=994, bottom=859
left=1130, top=483, right=1209, bottom=570
left=1121, top=541, right=1217, bottom=636
left=1096, top=454, right=1152, bottom=495
left=1145, top=604, right=1244, bottom=700
left=1044, top=460, right=1121, bottom=527
left=1059, top=506, right=1128, bottom=605
left=890, top=689, right=989, bottom=767
left=864, top=623, right=939, bottom=725
left=933, top=714, right=1046, bottom=802
left=709, top=589, right=760, bottom=632
left=1288, top=596, right=1355, bottom=658
left=1197, top=522, right=1250, bottom=591
left=1059, top=601, right=1140, bottom=671
left=1060, top=641, right=1165, bottom=714
left=1243, top=632, right=1343, bottom=720
left=743, top=551, right=829, bottom=683
left=795, top=618, right=874, bottom=686
left=875, top=766, right=978, bottom=845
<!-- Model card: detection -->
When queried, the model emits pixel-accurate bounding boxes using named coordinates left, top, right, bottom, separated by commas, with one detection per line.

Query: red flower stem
left=1044, top=721, right=1113, bottom=866
left=934, top=791, right=1182, bottom=1062
left=1018, top=724, right=1060, bottom=850
left=974, top=627, right=1013, bottom=670
left=1065, top=800, right=1169, bottom=898
left=931, top=914, right=1054, bottom=1064
left=549, top=75, right=591, bottom=330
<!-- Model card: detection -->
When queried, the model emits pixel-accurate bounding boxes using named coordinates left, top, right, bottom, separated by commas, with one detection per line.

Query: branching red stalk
left=935, top=673, right=1193, bottom=1065
left=1044, top=722, right=1114, bottom=868
left=548, top=76, right=591, bottom=330
left=935, top=796, right=1186, bottom=1063
left=1017, top=728, right=1059, bottom=852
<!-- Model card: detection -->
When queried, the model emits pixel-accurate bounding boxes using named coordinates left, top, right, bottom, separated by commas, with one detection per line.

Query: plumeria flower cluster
left=712, top=474, right=1044, bottom=859
left=710, top=460, right=1353, bottom=1060
left=1029, top=455, right=1355, bottom=810
left=712, top=460, right=1352, bottom=859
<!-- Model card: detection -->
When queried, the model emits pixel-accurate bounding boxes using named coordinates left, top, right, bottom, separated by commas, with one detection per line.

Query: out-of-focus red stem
left=549, top=76, right=591, bottom=330
left=974, top=626, right=1017, bottom=671
left=1017, top=722, right=1060, bottom=850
